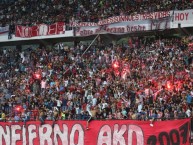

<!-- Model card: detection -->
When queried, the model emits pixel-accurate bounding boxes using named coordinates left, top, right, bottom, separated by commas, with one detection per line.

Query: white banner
left=75, top=18, right=170, bottom=36
left=0, top=25, right=9, bottom=34
left=171, top=9, right=193, bottom=28
left=70, top=11, right=171, bottom=27
left=173, top=9, right=193, bottom=23
left=72, top=9, right=193, bottom=36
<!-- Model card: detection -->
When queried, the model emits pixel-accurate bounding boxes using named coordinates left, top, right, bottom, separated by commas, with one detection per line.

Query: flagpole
left=63, top=34, right=99, bottom=75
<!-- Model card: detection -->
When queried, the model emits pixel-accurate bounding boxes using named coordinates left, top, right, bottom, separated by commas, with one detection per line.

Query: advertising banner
left=0, top=119, right=190, bottom=145
left=15, top=22, right=65, bottom=38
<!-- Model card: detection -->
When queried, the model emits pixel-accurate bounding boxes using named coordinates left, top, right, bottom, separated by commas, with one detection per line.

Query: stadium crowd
left=0, top=0, right=193, bottom=27
left=0, top=0, right=193, bottom=127
left=0, top=35, right=193, bottom=124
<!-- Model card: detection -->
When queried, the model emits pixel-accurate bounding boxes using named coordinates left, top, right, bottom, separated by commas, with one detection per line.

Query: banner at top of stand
left=75, top=17, right=171, bottom=36
left=70, top=11, right=170, bottom=27
left=15, top=22, right=65, bottom=38
left=70, top=9, right=193, bottom=27
left=6, top=9, right=193, bottom=39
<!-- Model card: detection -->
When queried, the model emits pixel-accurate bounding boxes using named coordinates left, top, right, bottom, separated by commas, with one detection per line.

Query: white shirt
left=89, top=71, right=93, bottom=77
left=138, top=103, right=143, bottom=113
left=20, top=51, right=24, bottom=59
left=76, top=107, right=80, bottom=114
left=41, top=81, right=46, bottom=89
left=56, top=100, right=62, bottom=107
left=145, top=88, right=153, bottom=96
left=102, top=103, right=108, bottom=109
left=64, top=80, right=68, bottom=87
left=42, top=71, right=46, bottom=77
left=67, top=92, right=73, bottom=100
left=87, top=94, right=93, bottom=102
left=92, top=98, right=97, bottom=106
left=86, top=104, right=91, bottom=112
left=186, top=109, right=191, bottom=117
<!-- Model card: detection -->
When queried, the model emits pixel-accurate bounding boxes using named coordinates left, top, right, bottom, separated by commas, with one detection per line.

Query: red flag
left=153, top=89, right=163, bottom=100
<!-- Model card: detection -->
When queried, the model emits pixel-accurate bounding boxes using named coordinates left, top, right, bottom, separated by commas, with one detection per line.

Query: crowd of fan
left=0, top=0, right=193, bottom=27
left=0, top=35, right=193, bottom=123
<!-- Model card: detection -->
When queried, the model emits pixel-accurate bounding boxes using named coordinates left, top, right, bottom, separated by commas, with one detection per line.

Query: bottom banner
left=0, top=119, right=190, bottom=145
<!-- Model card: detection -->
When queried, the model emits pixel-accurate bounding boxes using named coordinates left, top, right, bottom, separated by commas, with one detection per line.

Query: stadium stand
left=0, top=36, right=193, bottom=122
left=0, top=0, right=193, bottom=144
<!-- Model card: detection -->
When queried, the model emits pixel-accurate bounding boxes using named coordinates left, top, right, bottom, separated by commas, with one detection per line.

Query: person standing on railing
left=30, top=107, right=38, bottom=120
left=52, top=107, right=59, bottom=128
left=0, top=110, right=6, bottom=122
left=39, top=108, right=47, bottom=125
left=86, top=106, right=98, bottom=130
left=14, top=113, right=20, bottom=122
left=22, top=109, right=30, bottom=126
left=61, top=111, right=66, bottom=120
